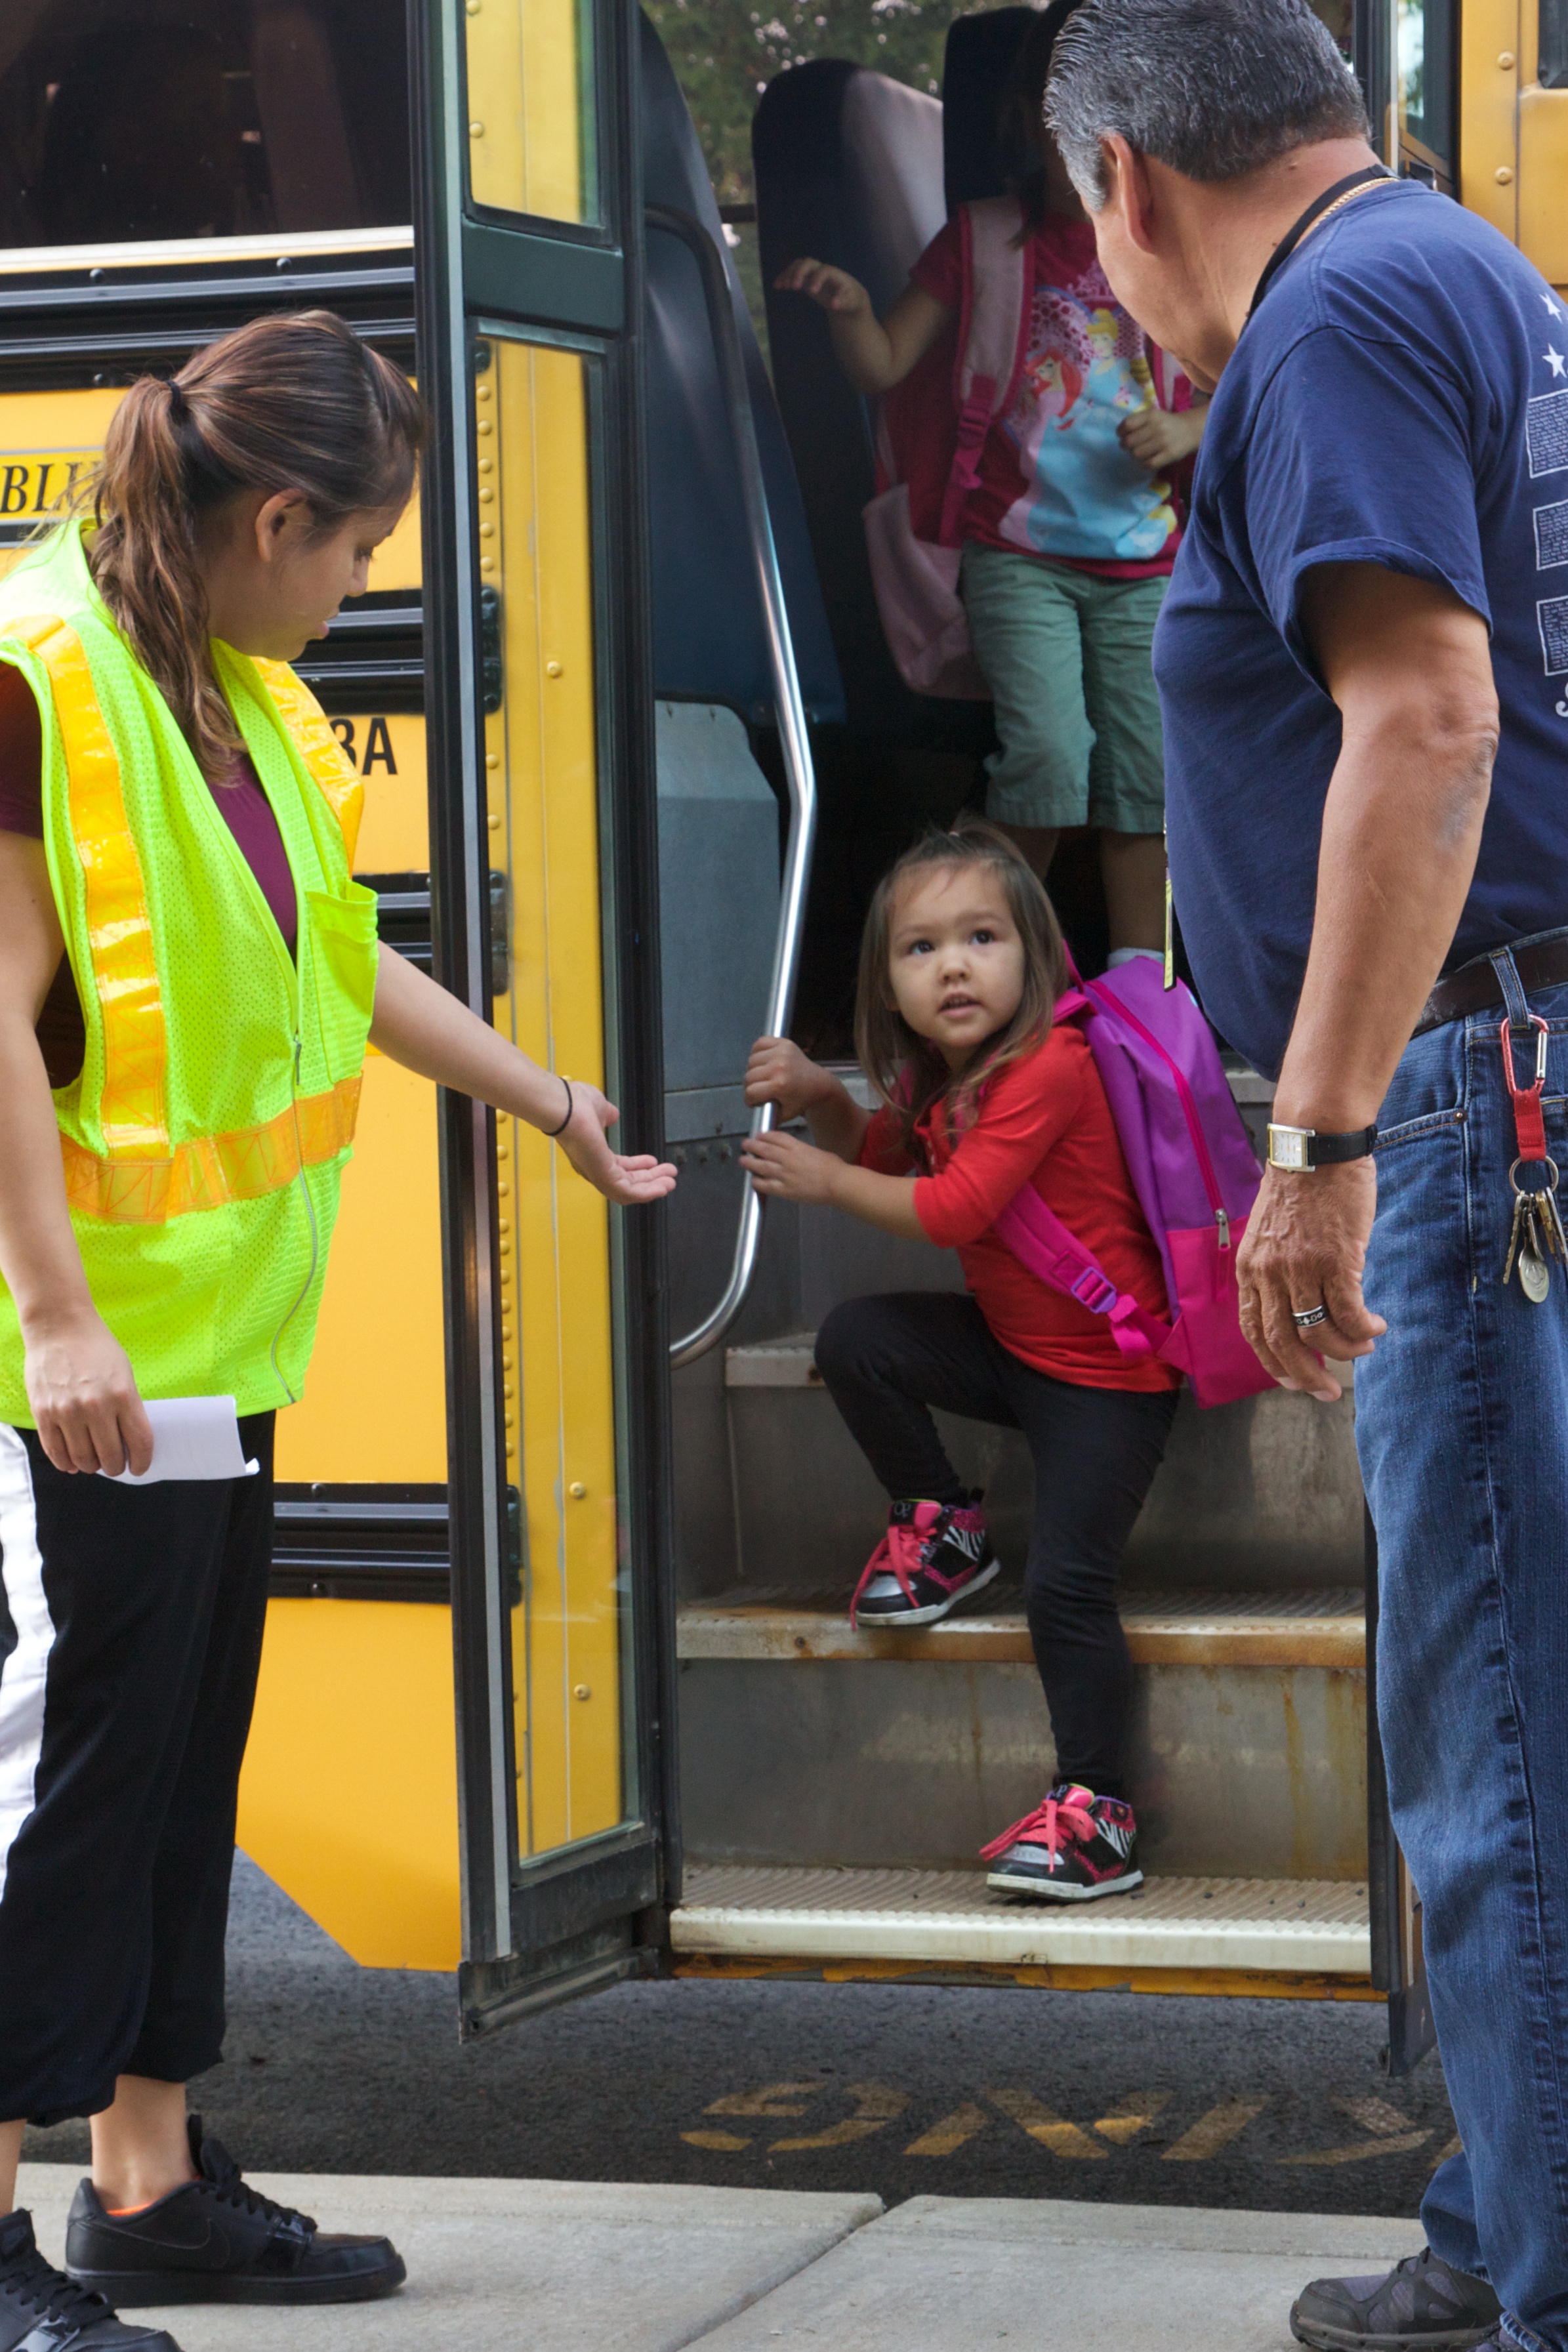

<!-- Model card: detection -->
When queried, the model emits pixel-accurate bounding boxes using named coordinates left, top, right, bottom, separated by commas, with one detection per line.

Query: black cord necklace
left=1246, top=165, right=1394, bottom=321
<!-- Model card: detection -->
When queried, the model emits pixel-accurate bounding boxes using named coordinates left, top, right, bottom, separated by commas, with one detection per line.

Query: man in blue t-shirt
left=1050, top=5, right=1568, bottom=2351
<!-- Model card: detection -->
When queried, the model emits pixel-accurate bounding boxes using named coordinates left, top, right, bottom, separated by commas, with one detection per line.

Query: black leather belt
left=1414, top=929, right=1568, bottom=1037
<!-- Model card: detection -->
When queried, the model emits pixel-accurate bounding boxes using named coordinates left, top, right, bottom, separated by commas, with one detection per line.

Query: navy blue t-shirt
left=1156, top=179, right=1568, bottom=1078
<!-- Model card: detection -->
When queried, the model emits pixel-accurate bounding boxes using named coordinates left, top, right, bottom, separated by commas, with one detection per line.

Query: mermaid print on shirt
left=999, top=261, right=1180, bottom=563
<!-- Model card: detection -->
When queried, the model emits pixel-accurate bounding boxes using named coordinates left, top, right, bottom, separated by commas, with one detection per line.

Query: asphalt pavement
left=22, top=1856, right=1454, bottom=2219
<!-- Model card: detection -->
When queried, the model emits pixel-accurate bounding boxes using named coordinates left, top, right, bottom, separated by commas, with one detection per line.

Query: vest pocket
left=305, top=884, right=380, bottom=1084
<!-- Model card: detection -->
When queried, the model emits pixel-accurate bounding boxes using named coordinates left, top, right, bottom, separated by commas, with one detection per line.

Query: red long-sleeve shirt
left=858, top=1024, right=1180, bottom=1392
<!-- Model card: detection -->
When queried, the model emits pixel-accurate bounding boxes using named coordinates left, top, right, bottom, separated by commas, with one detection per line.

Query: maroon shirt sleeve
left=907, top=216, right=962, bottom=311
left=0, top=662, right=43, bottom=836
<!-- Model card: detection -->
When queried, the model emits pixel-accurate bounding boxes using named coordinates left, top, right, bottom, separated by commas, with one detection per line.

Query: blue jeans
left=1356, top=946, right=1568, bottom=2352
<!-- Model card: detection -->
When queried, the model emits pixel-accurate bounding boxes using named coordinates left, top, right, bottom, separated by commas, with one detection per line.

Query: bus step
left=669, top=1863, right=1371, bottom=1982
left=676, top=1586, right=1364, bottom=1670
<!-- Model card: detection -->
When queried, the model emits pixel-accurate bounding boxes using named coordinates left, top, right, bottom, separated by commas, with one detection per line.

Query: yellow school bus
left=0, top=0, right=1556, bottom=2055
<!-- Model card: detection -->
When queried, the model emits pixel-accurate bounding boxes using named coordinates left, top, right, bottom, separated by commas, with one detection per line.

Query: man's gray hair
left=1044, top=0, right=1370, bottom=209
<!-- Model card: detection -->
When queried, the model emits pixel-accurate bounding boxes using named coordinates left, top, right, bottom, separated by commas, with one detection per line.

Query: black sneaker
left=1290, top=2247, right=1502, bottom=2351
left=850, top=1495, right=999, bottom=1628
left=64, top=2117, right=405, bottom=2308
left=0, top=2209, right=181, bottom=2350
left=981, top=1782, right=1144, bottom=1900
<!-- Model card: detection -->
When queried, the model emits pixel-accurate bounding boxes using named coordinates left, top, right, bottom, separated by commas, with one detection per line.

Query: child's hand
left=1118, top=402, right=1208, bottom=472
left=774, top=258, right=873, bottom=318
left=739, top=1128, right=842, bottom=1205
left=745, top=1035, right=838, bottom=1122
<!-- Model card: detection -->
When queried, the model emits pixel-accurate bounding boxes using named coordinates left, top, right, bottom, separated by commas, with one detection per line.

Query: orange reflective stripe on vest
left=253, top=655, right=364, bottom=869
left=60, top=1072, right=362, bottom=1224
left=14, top=614, right=168, bottom=1156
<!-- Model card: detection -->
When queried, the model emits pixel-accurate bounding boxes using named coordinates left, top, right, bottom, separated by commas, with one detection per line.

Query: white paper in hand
left=102, top=1395, right=260, bottom=1485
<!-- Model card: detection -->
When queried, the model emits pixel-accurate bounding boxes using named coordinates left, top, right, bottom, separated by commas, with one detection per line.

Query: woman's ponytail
left=81, top=310, right=424, bottom=779
left=90, top=374, right=241, bottom=777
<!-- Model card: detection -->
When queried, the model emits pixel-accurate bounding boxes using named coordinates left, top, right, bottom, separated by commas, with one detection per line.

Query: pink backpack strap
left=938, top=197, right=1030, bottom=547
left=992, top=1184, right=1174, bottom=1367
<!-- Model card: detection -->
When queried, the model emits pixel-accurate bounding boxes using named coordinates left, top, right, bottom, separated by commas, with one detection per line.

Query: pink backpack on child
left=862, top=196, right=1190, bottom=701
left=991, top=958, right=1272, bottom=1409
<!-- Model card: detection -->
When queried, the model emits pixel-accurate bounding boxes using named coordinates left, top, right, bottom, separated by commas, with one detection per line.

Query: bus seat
left=754, top=60, right=956, bottom=740
left=941, top=7, right=1037, bottom=212
left=640, top=11, right=844, bottom=727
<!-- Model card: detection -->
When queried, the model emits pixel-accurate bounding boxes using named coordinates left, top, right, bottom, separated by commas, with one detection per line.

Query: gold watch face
left=1268, top=1126, right=1311, bottom=1172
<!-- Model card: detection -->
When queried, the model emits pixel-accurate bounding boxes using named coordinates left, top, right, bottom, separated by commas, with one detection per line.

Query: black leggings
left=815, top=1293, right=1178, bottom=1799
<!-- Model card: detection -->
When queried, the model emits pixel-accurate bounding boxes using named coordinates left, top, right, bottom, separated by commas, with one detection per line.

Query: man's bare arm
left=1235, top=563, right=1497, bottom=1399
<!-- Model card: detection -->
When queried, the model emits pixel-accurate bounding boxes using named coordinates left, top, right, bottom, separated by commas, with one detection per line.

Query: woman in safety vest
left=0, top=310, right=674, bottom=2349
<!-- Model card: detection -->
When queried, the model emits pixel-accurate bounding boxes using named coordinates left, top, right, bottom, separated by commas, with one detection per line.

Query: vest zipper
left=268, top=1033, right=321, bottom=1405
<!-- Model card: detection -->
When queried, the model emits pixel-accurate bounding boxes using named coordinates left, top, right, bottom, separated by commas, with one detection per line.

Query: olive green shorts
left=959, top=542, right=1168, bottom=835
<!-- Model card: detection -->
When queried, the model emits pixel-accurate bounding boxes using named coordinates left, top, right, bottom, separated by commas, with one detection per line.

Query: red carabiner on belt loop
left=1500, top=1014, right=1551, bottom=1162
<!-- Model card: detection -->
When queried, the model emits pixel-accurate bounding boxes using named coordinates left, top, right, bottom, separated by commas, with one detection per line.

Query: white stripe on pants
left=0, top=1425, right=52, bottom=1904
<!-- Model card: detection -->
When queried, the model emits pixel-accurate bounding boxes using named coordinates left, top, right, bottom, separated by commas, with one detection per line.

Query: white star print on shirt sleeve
left=1544, top=292, right=1564, bottom=319
left=1547, top=347, right=1568, bottom=377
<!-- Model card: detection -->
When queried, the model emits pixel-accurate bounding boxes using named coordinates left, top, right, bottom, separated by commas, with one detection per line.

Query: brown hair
left=854, top=815, right=1069, bottom=1164
left=1004, top=0, right=1086, bottom=239
left=81, top=310, right=424, bottom=778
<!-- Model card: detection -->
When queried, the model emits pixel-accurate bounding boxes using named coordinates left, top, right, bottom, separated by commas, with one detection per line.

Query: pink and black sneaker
left=850, top=1496, right=999, bottom=1629
left=981, top=1783, right=1143, bottom=1901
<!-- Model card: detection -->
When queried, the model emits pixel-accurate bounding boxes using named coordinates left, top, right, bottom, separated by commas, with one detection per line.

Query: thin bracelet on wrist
left=545, top=1076, right=573, bottom=1138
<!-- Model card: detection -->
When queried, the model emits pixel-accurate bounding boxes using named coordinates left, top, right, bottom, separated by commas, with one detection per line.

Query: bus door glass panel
left=477, top=334, right=629, bottom=1860
left=1397, top=0, right=1457, bottom=188
left=464, top=0, right=598, bottom=226
left=0, top=1, right=409, bottom=253
left=1520, top=4, right=1568, bottom=285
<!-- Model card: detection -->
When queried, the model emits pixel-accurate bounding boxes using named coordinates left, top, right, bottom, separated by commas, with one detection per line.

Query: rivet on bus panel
left=469, top=121, right=484, bottom=138
left=1498, top=50, right=1516, bottom=66
left=488, top=813, right=501, bottom=830
left=547, top=661, right=564, bottom=677
left=569, top=1482, right=587, bottom=1499
left=1496, top=165, right=1515, bottom=182
left=573, top=1685, right=590, bottom=1702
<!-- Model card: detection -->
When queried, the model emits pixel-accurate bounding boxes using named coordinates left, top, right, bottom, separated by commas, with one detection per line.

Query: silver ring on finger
left=1291, top=1304, right=1329, bottom=1329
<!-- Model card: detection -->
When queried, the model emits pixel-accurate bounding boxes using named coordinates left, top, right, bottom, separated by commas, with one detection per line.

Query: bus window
left=0, top=1, right=409, bottom=252
left=1396, top=0, right=1456, bottom=189
left=1544, top=0, right=1568, bottom=87
left=464, top=0, right=598, bottom=227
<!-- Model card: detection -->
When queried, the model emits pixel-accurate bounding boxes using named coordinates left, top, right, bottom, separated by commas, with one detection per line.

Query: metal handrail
left=646, top=203, right=819, bottom=1369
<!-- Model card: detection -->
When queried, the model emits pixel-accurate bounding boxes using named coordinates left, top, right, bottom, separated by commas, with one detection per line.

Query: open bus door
left=408, top=0, right=679, bottom=2036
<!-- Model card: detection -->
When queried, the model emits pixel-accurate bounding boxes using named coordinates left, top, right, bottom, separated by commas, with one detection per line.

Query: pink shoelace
left=849, top=1510, right=936, bottom=1630
left=979, top=1787, right=1096, bottom=1864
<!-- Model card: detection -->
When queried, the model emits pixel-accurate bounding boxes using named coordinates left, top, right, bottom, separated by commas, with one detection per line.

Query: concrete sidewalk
left=18, top=2164, right=1425, bottom=2351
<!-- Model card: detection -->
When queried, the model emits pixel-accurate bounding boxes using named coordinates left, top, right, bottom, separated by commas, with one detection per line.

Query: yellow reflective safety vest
left=0, top=521, right=378, bottom=1422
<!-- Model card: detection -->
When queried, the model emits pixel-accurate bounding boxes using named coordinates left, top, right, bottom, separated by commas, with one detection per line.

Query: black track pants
left=814, top=1294, right=1177, bottom=1798
left=0, top=1414, right=275, bottom=2125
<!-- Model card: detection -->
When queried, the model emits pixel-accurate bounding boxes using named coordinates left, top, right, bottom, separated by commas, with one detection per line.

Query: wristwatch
left=1266, top=1122, right=1378, bottom=1172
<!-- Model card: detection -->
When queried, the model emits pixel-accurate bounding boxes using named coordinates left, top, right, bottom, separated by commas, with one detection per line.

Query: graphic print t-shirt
left=911, top=213, right=1183, bottom=577
left=1155, top=179, right=1568, bottom=1077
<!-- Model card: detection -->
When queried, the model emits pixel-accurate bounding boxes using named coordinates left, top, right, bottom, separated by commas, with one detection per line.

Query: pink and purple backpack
left=991, top=959, right=1271, bottom=1409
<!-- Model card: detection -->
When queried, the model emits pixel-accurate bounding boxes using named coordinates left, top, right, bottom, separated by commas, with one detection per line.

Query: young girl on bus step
left=742, top=820, right=1179, bottom=1900
left=776, top=0, right=1205, bottom=959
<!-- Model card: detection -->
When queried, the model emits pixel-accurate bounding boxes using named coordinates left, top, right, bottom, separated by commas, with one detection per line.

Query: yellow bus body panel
left=235, top=1598, right=461, bottom=1969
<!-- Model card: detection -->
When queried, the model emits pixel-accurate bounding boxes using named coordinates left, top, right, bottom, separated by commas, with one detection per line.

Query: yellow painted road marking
left=681, top=2130, right=752, bottom=2151
left=704, top=2082, right=819, bottom=2116
left=771, top=2084, right=909, bottom=2150
left=1336, top=2097, right=1419, bottom=2137
left=988, top=2088, right=1107, bottom=2158
left=1429, top=2133, right=1462, bottom=2173
left=905, top=2103, right=992, bottom=2157
left=1163, top=2099, right=1269, bottom=2161
left=1094, top=2090, right=1172, bottom=2144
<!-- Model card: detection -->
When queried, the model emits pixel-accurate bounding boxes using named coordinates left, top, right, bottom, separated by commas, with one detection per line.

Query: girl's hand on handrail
left=555, top=1081, right=677, bottom=1207
left=744, top=1035, right=840, bottom=1122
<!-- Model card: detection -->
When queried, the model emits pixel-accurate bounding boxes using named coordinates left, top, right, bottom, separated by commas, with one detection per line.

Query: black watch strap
left=1268, top=1122, right=1378, bottom=1171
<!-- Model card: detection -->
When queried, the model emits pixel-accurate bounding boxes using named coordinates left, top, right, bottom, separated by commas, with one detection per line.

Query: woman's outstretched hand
left=24, top=1304, right=154, bottom=1476
left=557, top=1081, right=678, bottom=1206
